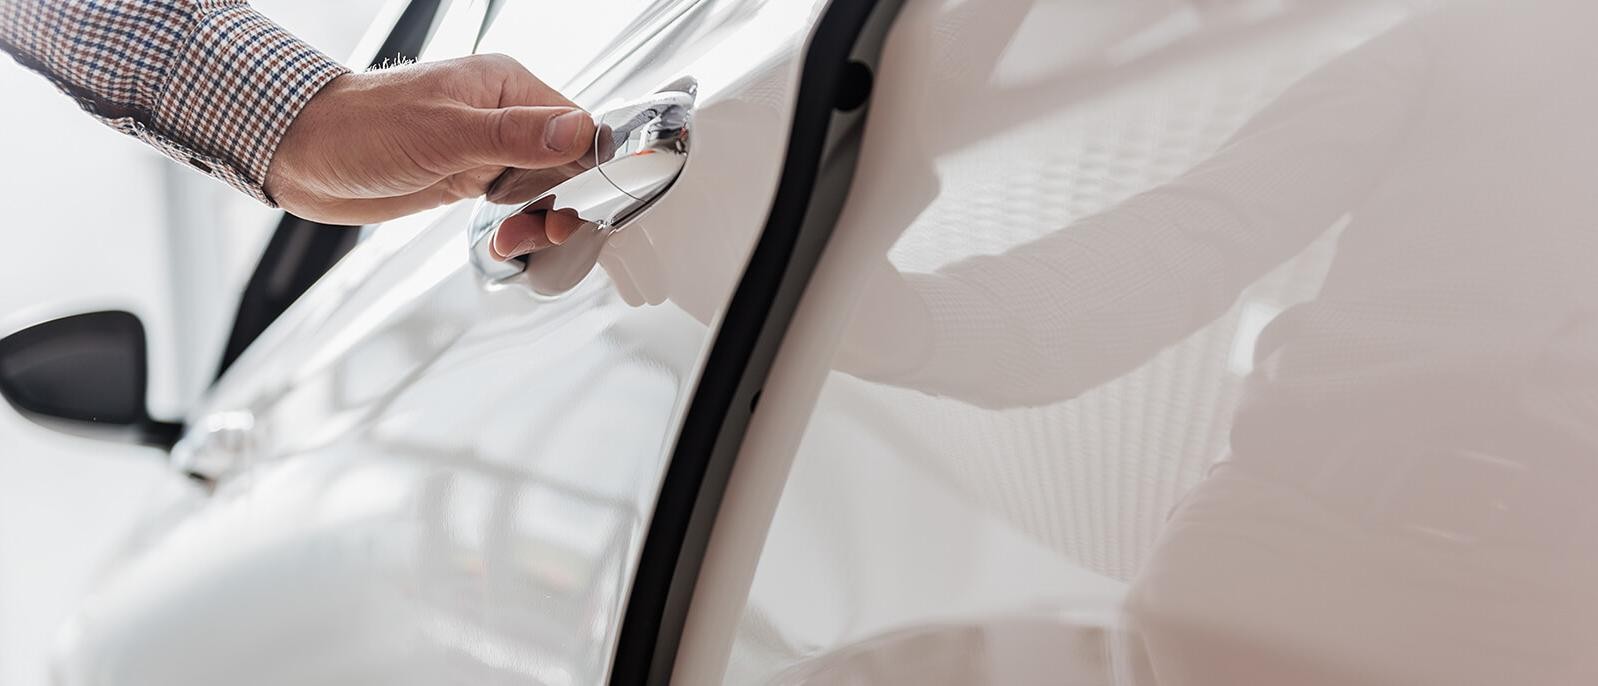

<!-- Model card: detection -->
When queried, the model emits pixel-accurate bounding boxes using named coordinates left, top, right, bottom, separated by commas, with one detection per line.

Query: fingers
left=466, top=105, right=596, bottom=171
left=492, top=209, right=588, bottom=260
left=298, top=187, right=463, bottom=225
left=484, top=160, right=590, bottom=205
left=546, top=210, right=587, bottom=246
left=452, top=53, right=593, bottom=169
left=289, top=169, right=498, bottom=225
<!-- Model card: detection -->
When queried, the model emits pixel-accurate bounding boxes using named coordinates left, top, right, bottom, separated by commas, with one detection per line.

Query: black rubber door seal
left=609, top=1, right=907, bottom=684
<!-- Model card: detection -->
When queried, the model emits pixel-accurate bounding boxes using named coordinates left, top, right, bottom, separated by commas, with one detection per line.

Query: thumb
left=466, top=106, right=596, bottom=170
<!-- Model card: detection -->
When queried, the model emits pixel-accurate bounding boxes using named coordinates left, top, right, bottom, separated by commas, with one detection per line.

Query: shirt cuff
left=146, top=5, right=348, bottom=204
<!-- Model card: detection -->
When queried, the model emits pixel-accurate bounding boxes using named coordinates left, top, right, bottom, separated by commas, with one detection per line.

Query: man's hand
left=264, top=54, right=596, bottom=225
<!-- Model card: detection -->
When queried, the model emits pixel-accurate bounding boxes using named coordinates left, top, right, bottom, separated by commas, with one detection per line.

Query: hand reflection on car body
left=835, top=2, right=1598, bottom=684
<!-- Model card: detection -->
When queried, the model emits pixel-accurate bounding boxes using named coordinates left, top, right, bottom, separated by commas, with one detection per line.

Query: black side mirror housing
left=0, top=311, right=181, bottom=448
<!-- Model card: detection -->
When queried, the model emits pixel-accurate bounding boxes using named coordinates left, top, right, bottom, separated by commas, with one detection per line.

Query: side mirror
left=0, top=311, right=181, bottom=448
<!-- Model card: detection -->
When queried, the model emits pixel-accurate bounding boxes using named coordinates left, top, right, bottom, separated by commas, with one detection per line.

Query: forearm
left=0, top=0, right=347, bottom=203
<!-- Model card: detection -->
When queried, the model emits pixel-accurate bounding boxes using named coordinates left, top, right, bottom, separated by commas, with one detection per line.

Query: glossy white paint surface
left=53, top=1, right=825, bottom=683
left=684, top=1, right=1598, bottom=684
left=49, top=1, right=1598, bottom=684
left=0, top=5, right=382, bottom=685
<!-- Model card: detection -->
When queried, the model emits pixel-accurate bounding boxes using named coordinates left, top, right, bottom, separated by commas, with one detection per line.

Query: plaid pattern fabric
left=0, top=0, right=349, bottom=204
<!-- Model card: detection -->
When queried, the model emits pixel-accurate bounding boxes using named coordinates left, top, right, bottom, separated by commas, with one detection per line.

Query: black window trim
left=609, top=1, right=907, bottom=683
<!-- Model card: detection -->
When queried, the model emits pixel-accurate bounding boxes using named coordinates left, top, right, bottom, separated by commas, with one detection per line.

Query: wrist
left=263, top=72, right=354, bottom=207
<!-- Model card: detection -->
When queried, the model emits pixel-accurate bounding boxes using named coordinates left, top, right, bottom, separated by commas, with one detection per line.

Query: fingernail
left=543, top=109, right=586, bottom=153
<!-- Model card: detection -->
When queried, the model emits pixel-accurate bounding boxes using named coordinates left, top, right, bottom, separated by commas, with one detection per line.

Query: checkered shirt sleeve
left=0, top=0, right=350, bottom=204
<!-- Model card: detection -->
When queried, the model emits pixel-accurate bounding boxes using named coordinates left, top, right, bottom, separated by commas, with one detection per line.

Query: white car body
left=38, top=0, right=1598, bottom=684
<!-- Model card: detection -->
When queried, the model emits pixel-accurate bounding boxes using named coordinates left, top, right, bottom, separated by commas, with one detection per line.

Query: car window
left=679, top=1, right=1598, bottom=684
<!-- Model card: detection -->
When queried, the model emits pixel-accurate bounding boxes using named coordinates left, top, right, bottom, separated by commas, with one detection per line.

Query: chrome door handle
left=468, top=78, right=696, bottom=295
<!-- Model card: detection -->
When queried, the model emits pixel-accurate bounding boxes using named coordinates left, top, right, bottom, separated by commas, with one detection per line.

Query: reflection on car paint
left=691, top=1, right=1598, bottom=684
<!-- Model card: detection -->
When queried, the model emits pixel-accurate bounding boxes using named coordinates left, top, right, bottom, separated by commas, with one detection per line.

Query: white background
left=0, top=3, right=383, bottom=683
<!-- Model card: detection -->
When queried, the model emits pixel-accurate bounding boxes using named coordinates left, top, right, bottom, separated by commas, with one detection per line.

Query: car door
left=52, top=1, right=902, bottom=684
left=677, top=1, right=1598, bottom=684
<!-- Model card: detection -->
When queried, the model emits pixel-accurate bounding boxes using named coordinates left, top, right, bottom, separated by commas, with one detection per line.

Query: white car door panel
left=684, top=1, right=1598, bottom=685
left=53, top=1, right=905, bottom=684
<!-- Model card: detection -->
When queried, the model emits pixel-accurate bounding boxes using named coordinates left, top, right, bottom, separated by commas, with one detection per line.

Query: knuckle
left=478, top=52, right=522, bottom=73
